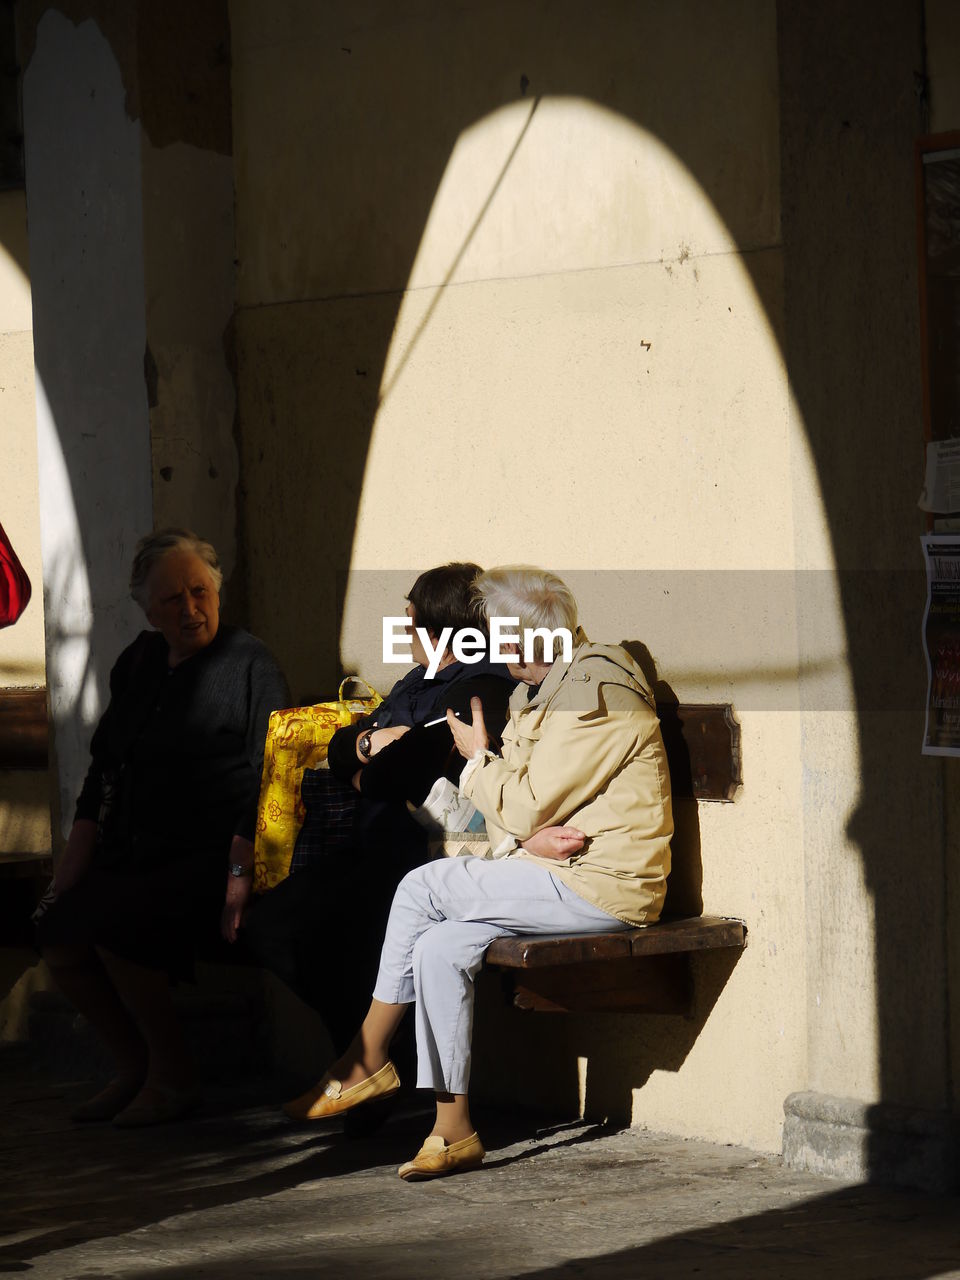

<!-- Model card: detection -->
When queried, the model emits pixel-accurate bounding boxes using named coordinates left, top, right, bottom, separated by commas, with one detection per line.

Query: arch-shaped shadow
left=6, top=1, right=941, bottom=1186
left=229, top=4, right=937, bottom=1180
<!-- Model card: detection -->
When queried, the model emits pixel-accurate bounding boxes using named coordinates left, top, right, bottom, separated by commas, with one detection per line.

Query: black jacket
left=75, top=626, right=289, bottom=866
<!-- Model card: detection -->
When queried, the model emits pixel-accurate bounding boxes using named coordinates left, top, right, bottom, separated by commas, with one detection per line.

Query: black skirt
left=36, top=852, right=225, bottom=982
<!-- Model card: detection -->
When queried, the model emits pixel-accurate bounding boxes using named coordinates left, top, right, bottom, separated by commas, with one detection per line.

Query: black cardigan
left=326, top=670, right=515, bottom=805
left=75, top=626, right=290, bottom=866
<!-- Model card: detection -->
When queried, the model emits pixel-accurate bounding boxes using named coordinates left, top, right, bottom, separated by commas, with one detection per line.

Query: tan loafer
left=283, top=1060, right=401, bottom=1121
left=398, top=1132, right=485, bottom=1181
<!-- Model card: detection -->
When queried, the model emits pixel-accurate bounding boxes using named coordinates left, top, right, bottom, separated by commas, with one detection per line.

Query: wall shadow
left=775, top=1, right=949, bottom=1185
left=578, top=947, right=744, bottom=1125
left=515, top=1184, right=960, bottom=1280
left=621, top=639, right=704, bottom=915
left=0, top=1075, right=608, bottom=1269
left=7, top=0, right=950, bottom=1192
left=472, top=944, right=743, bottom=1126
left=235, top=0, right=941, bottom=1186
left=0, top=1103, right=410, bottom=1267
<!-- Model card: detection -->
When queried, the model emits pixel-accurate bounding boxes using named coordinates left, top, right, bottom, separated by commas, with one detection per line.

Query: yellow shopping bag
left=253, top=677, right=381, bottom=894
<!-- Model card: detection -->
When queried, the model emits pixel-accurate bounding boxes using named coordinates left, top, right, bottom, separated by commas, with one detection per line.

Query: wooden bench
left=484, top=703, right=747, bottom=1014
left=0, top=688, right=49, bottom=772
left=3, top=687, right=745, bottom=1011
left=0, top=688, right=53, bottom=943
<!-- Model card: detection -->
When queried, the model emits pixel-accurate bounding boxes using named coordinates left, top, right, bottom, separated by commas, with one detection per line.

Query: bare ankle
left=433, top=1094, right=473, bottom=1145
left=330, top=1054, right=387, bottom=1087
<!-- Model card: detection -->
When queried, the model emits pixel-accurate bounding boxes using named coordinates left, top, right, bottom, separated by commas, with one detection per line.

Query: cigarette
left=424, top=712, right=461, bottom=727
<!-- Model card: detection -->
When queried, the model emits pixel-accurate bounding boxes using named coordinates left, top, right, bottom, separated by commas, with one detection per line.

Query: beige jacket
left=460, top=639, right=673, bottom=926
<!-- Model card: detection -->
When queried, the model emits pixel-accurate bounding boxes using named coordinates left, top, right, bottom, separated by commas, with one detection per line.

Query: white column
left=23, top=12, right=153, bottom=835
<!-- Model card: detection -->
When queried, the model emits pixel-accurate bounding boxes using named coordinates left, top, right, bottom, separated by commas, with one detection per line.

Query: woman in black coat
left=241, top=563, right=517, bottom=1058
left=36, top=528, right=289, bottom=1127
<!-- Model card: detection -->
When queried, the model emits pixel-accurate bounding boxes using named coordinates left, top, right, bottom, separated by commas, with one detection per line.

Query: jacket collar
left=509, top=626, right=590, bottom=720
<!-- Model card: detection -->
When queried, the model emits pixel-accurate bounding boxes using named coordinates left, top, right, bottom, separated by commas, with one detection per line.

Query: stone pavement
left=2, top=1049, right=959, bottom=1280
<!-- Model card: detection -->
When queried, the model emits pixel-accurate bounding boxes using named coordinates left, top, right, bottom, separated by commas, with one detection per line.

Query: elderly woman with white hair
left=284, top=566, right=673, bottom=1180
left=36, top=528, right=289, bottom=1126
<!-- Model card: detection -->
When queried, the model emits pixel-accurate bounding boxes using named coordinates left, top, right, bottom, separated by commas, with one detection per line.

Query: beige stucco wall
left=228, top=0, right=827, bottom=1152
left=0, top=191, right=44, bottom=688
left=143, top=138, right=239, bottom=581
left=137, top=1, right=240, bottom=591
left=0, top=188, right=50, bottom=859
left=16, top=3, right=234, bottom=839
left=6, top=0, right=942, bottom=1157
left=779, top=0, right=951, bottom=1139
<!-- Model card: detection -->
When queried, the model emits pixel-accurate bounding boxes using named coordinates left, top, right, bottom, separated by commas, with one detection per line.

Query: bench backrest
left=658, top=702, right=741, bottom=802
left=0, top=688, right=48, bottom=769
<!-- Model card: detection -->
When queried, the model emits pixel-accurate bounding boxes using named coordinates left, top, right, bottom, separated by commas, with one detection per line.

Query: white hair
left=129, top=527, right=223, bottom=609
left=473, top=566, right=578, bottom=662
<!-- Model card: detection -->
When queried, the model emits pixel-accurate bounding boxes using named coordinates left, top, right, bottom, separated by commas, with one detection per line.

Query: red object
left=0, top=520, right=32, bottom=627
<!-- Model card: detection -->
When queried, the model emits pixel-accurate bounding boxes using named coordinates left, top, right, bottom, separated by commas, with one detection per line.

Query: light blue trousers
left=372, top=856, right=626, bottom=1094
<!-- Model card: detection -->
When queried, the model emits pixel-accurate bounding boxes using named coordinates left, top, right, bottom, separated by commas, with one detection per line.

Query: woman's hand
left=221, top=836, right=255, bottom=943
left=51, top=819, right=98, bottom=895
left=35, top=810, right=97, bottom=926
left=521, top=826, right=586, bottom=861
left=222, top=880, right=251, bottom=944
left=448, top=697, right=489, bottom=760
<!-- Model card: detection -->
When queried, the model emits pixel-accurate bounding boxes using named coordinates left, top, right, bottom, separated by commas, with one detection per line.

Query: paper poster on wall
left=922, top=535, right=960, bottom=755
left=919, top=439, right=960, bottom=513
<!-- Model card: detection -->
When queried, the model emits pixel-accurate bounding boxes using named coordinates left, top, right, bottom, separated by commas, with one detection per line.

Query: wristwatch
left=357, top=729, right=374, bottom=761
left=228, top=863, right=252, bottom=878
